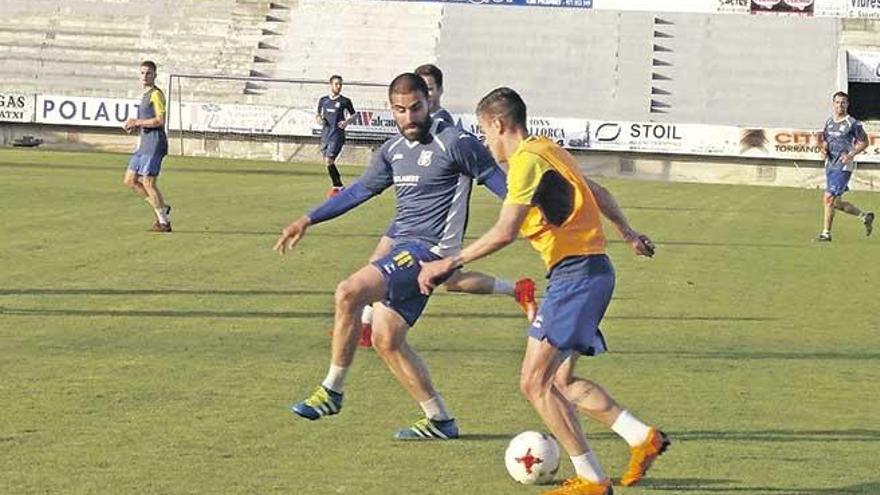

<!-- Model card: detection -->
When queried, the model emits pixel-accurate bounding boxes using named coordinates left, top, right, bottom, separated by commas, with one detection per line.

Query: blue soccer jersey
left=359, top=119, right=497, bottom=257
left=317, top=95, right=355, bottom=137
left=823, top=116, right=867, bottom=172
left=431, top=107, right=456, bottom=126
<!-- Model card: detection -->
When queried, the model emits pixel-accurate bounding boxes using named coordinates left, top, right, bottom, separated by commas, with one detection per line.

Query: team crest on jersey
left=417, top=150, right=433, bottom=167
left=335, top=101, right=340, bottom=108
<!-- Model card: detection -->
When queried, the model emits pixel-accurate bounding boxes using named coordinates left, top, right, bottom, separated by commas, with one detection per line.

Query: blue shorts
left=825, top=168, right=852, bottom=197
left=530, top=255, right=615, bottom=356
left=371, top=241, right=442, bottom=327
left=127, top=151, right=165, bottom=176
left=320, top=132, right=345, bottom=159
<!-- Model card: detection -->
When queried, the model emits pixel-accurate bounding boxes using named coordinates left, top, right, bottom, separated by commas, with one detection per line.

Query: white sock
left=822, top=229, right=831, bottom=235
left=361, top=304, right=373, bottom=325
left=321, top=364, right=348, bottom=394
left=154, top=207, right=169, bottom=224
left=570, top=451, right=606, bottom=482
left=611, top=410, right=651, bottom=447
left=419, top=395, right=451, bottom=421
left=492, top=278, right=514, bottom=295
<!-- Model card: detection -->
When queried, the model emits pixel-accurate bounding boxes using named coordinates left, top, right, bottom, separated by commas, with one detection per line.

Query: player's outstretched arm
left=418, top=203, right=528, bottom=294
left=585, top=178, right=655, bottom=258
left=273, top=181, right=377, bottom=255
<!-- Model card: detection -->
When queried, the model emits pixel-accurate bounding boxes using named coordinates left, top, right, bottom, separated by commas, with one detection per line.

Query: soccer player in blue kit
left=122, top=60, right=172, bottom=232
left=816, top=91, right=873, bottom=241
left=356, top=63, right=536, bottom=348
left=316, top=75, right=356, bottom=196
left=274, top=73, right=509, bottom=439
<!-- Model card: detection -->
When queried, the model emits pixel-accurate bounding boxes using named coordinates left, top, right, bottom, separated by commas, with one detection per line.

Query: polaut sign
left=37, top=95, right=140, bottom=128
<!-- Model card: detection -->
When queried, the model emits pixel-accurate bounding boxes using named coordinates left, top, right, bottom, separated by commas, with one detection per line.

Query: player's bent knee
left=370, top=329, right=403, bottom=355
left=334, top=278, right=368, bottom=309
left=519, top=373, right=546, bottom=402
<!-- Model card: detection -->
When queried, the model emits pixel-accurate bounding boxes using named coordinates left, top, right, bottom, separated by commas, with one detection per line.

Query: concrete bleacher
left=437, top=8, right=653, bottom=121
left=647, top=12, right=839, bottom=128
left=0, top=0, right=269, bottom=100
left=436, top=5, right=839, bottom=128
left=259, top=0, right=442, bottom=110
left=0, top=1, right=863, bottom=133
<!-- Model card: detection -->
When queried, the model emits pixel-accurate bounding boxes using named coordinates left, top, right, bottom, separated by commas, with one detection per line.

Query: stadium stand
left=436, top=6, right=838, bottom=128
left=0, top=0, right=270, bottom=100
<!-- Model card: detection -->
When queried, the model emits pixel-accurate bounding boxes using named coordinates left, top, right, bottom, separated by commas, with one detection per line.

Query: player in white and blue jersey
left=355, top=64, right=536, bottom=348
left=816, top=91, right=873, bottom=241
left=274, top=73, right=509, bottom=440
left=316, top=75, right=356, bottom=196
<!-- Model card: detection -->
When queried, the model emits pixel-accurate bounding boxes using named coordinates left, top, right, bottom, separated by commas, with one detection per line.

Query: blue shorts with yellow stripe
left=530, top=254, right=615, bottom=356
left=371, top=241, right=442, bottom=327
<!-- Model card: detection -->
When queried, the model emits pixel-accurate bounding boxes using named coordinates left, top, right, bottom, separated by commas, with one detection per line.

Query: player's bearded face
left=391, top=92, right=431, bottom=141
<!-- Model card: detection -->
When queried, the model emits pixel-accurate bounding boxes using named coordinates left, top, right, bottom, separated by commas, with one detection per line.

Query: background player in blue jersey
left=274, top=73, right=508, bottom=440
left=816, top=91, right=873, bottom=241
left=356, top=63, right=536, bottom=348
left=316, top=75, right=356, bottom=196
left=122, top=60, right=171, bottom=232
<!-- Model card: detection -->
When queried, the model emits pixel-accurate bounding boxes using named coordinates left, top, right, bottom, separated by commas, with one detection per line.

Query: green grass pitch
left=1, top=148, right=878, bottom=494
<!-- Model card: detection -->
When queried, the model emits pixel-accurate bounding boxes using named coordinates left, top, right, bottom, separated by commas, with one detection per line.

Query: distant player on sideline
left=122, top=60, right=171, bottom=232
left=419, top=88, right=669, bottom=494
left=356, top=63, right=536, bottom=348
left=816, top=91, right=873, bottom=241
left=316, top=75, right=356, bottom=197
left=275, top=73, right=509, bottom=439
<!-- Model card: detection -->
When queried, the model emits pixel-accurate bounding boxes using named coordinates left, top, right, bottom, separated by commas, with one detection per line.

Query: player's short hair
left=414, top=64, right=443, bottom=89
left=832, top=91, right=848, bottom=101
left=330, top=75, right=343, bottom=83
left=388, top=73, right=429, bottom=100
left=476, top=87, right=527, bottom=129
left=140, top=60, right=157, bottom=72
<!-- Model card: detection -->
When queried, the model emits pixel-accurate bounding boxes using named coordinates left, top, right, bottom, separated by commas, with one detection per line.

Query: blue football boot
left=291, top=385, right=343, bottom=420
left=393, top=417, right=459, bottom=440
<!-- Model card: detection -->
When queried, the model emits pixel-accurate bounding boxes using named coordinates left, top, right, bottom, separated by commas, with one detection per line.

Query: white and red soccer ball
left=504, top=431, right=561, bottom=485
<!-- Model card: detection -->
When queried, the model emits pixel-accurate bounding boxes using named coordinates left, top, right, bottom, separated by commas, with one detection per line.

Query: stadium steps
left=436, top=8, right=650, bottom=119
left=643, top=13, right=838, bottom=128
left=0, top=0, right=267, bottom=100
left=271, top=0, right=441, bottom=82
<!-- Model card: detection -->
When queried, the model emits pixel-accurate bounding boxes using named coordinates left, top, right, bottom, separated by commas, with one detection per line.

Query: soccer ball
left=504, top=431, right=561, bottom=485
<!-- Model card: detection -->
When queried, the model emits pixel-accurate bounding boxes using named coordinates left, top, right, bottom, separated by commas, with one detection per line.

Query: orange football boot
left=543, top=476, right=613, bottom=495
left=620, top=428, right=670, bottom=486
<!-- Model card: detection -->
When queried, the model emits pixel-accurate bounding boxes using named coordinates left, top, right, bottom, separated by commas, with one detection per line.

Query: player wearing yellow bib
left=122, top=60, right=172, bottom=232
left=418, top=88, right=669, bottom=494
